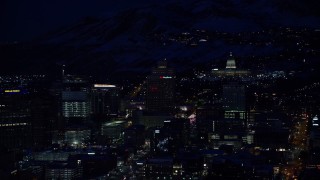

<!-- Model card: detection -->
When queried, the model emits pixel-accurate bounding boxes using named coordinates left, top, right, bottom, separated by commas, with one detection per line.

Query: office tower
left=0, top=75, right=56, bottom=150
left=146, top=60, right=175, bottom=113
left=196, top=106, right=224, bottom=146
left=62, top=75, right=90, bottom=125
left=210, top=56, right=248, bottom=148
left=0, top=89, right=32, bottom=149
left=310, top=115, right=320, bottom=149
left=91, top=84, right=120, bottom=118
left=30, top=94, right=57, bottom=148
left=221, top=82, right=247, bottom=130
left=222, top=82, right=246, bottom=111
left=253, top=112, right=291, bottom=149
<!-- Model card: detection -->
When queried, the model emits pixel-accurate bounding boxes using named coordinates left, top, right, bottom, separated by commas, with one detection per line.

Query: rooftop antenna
left=62, top=64, right=65, bottom=78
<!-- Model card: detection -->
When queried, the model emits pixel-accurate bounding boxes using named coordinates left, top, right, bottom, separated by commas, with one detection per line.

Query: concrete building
left=101, top=120, right=127, bottom=140
left=91, top=84, right=120, bottom=117
left=45, top=162, right=82, bottom=180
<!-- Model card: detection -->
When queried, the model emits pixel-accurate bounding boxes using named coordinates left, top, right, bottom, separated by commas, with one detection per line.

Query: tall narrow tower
left=62, top=64, right=66, bottom=79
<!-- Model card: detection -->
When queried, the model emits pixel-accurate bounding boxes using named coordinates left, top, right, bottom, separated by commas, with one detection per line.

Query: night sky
left=0, top=0, right=153, bottom=41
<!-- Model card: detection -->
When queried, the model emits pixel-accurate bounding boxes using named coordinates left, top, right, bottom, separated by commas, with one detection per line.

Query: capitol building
left=212, top=53, right=251, bottom=77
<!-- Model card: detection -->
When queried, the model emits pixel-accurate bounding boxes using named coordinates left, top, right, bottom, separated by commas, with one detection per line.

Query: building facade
left=146, top=60, right=175, bottom=113
left=61, top=75, right=90, bottom=126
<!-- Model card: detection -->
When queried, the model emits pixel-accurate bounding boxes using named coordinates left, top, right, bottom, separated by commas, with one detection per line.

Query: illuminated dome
left=226, top=52, right=236, bottom=69
left=211, top=52, right=250, bottom=78
left=157, top=59, right=168, bottom=69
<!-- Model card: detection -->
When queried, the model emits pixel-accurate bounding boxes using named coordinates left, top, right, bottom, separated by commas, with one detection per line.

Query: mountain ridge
left=1, top=0, right=319, bottom=79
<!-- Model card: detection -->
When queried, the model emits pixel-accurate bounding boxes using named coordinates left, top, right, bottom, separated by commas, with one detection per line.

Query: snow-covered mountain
left=1, top=0, right=319, bottom=78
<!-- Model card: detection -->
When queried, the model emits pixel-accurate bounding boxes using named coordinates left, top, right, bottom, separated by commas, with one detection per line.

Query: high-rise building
left=91, top=84, right=120, bottom=118
left=196, top=106, right=224, bottom=131
left=0, top=90, right=32, bottom=149
left=0, top=75, right=56, bottom=149
left=146, top=60, right=175, bottom=113
left=310, top=115, right=320, bottom=149
left=222, top=82, right=246, bottom=111
left=222, top=82, right=247, bottom=129
left=30, top=94, right=57, bottom=148
left=209, top=54, right=249, bottom=149
left=62, top=75, right=90, bottom=125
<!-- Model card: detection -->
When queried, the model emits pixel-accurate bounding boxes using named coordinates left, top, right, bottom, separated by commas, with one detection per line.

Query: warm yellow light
left=4, top=90, right=20, bottom=93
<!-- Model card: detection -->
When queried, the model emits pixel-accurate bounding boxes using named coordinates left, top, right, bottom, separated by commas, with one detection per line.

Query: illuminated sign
left=4, top=90, right=20, bottom=93
left=94, top=84, right=116, bottom=88
left=160, top=76, right=173, bottom=79
left=0, top=123, right=27, bottom=127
